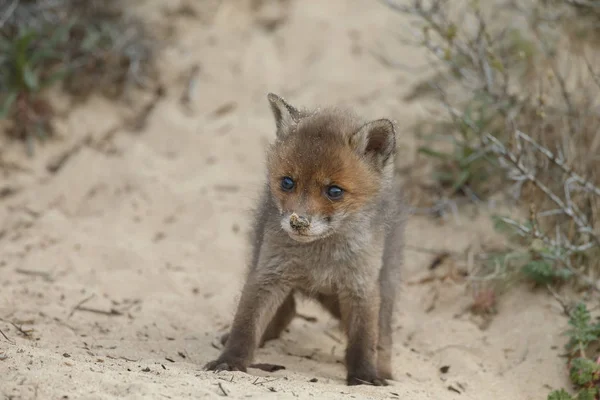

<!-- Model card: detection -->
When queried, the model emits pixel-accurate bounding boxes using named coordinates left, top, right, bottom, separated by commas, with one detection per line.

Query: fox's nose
left=289, top=213, right=310, bottom=230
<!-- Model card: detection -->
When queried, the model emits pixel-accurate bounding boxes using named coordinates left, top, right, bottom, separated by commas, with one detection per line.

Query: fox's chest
left=281, top=235, right=382, bottom=293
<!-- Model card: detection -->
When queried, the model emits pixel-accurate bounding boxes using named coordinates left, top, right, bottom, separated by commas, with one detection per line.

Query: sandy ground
left=0, top=1, right=572, bottom=399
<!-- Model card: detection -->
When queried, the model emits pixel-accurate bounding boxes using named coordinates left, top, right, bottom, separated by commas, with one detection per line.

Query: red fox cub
left=204, top=93, right=406, bottom=386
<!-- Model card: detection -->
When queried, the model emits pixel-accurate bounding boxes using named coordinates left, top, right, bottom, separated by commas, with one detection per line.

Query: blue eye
left=281, top=177, right=295, bottom=191
left=326, top=185, right=344, bottom=200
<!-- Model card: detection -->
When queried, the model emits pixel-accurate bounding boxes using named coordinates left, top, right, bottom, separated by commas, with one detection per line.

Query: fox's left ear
left=350, top=119, right=396, bottom=165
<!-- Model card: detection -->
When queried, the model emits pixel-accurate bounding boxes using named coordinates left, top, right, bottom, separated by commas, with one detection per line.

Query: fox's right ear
left=267, top=93, right=301, bottom=139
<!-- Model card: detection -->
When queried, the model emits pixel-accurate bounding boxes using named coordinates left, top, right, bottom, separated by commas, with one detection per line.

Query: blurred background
left=1, top=1, right=599, bottom=399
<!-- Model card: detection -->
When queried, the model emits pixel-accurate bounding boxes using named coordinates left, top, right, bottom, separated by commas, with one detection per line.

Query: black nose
left=289, top=213, right=310, bottom=230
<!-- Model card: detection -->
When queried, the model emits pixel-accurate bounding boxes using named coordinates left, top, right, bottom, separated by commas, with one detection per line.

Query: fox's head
left=265, top=93, right=397, bottom=243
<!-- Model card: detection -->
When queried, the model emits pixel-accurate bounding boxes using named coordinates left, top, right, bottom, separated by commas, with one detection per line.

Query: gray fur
left=204, top=95, right=407, bottom=386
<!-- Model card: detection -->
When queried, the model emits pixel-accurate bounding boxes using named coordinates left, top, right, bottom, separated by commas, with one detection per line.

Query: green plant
left=0, top=0, right=155, bottom=155
left=382, top=1, right=600, bottom=397
left=488, top=214, right=588, bottom=287
left=565, top=304, right=600, bottom=358
left=0, top=24, right=74, bottom=153
left=547, top=303, right=600, bottom=399
left=549, top=389, right=574, bottom=400
left=415, top=92, right=506, bottom=199
left=383, top=0, right=600, bottom=283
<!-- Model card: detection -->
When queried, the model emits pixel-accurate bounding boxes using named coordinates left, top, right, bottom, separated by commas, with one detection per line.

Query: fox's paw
left=204, top=357, right=247, bottom=373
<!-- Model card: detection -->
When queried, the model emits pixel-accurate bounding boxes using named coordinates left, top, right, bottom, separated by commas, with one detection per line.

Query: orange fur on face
left=267, top=112, right=381, bottom=218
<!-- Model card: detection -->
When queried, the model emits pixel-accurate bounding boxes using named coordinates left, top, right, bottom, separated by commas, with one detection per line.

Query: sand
left=0, top=1, right=571, bottom=399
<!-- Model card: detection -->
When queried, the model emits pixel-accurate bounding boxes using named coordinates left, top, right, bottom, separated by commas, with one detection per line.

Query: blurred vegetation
left=383, top=0, right=600, bottom=397
left=0, top=0, right=155, bottom=155
left=547, top=302, right=600, bottom=399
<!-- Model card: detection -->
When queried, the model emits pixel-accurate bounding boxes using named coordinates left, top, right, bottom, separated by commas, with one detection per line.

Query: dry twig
left=0, top=317, right=33, bottom=338
left=0, top=327, right=14, bottom=344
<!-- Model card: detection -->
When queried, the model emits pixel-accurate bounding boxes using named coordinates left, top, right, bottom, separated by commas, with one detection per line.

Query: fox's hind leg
left=377, top=286, right=394, bottom=380
left=377, top=220, right=403, bottom=380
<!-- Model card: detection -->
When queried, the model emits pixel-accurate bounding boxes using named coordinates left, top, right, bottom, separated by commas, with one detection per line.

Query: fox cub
left=204, top=93, right=406, bottom=386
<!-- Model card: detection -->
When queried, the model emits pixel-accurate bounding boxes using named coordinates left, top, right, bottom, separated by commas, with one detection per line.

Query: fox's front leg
left=340, top=286, right=387, bottom=386
left=204, top=272, right=290, bottom=372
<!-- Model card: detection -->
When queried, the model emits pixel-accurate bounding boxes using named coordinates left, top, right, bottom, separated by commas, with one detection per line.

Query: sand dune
left=0, top=1, right=569, bottom=399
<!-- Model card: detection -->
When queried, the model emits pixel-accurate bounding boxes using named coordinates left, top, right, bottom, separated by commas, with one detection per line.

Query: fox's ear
left=267, top=93, right=301, bottom=139
left=350, top=119, right=396, bottom=165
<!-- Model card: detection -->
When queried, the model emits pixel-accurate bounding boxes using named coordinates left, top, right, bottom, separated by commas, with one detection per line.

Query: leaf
left=522, top=259, right=559, bottom=285
left=0, top=92, right=18, bottom=119
left=14, top=30, right=38, bottom=71
left=565, top=303, right=600, bottom=356
left=547, top=389, right=573, bottom=400
left=451, top=170, right=470, bottom=193
left=578, top=388, right=598, bottom=400
left=569, top=358, right=600, bottom=386
left=22, top=64, right=39, bottom=91
left=15, top=30, right=37, bottom=54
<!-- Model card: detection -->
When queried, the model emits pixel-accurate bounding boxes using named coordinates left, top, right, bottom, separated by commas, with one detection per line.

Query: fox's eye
left=326, top=185, right=344, bottom=200
left=281, top=177, right=295, bottom=192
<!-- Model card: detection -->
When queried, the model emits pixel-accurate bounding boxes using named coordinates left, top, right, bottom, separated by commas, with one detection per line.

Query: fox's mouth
left=284, top=228, right=335, bottom=243
left=286, top=231, right=320, bottom=243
